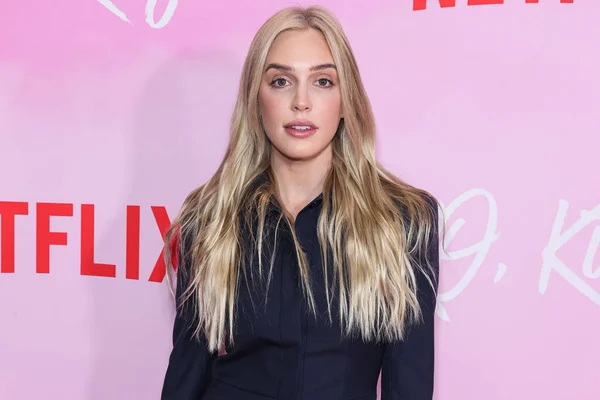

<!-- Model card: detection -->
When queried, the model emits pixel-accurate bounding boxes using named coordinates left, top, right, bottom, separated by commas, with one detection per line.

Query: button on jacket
left=161, top=177, right=439, bottom=400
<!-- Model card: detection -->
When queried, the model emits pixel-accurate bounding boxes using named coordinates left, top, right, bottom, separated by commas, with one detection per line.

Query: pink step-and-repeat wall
left=1, top=0, right=598, bottom=399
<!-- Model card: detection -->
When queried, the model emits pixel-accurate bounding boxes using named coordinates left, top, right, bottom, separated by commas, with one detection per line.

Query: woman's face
left=258, top=28, right=343, bottom=164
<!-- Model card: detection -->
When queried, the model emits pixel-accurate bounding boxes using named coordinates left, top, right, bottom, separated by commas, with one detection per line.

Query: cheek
left=319, top=93, right=343, bottom=125
left=259, top=90, right=284, bottom=129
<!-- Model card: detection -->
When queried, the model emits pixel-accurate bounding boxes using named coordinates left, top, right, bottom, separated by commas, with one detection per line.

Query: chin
left=278, top=150, right=320, bottom=162
left=268, top=132, right=334, bottom=162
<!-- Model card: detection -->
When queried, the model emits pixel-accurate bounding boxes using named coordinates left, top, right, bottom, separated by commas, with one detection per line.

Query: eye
left=316, top=78, right=334, bottom=87
left=270, top=78, right=289, bottom=87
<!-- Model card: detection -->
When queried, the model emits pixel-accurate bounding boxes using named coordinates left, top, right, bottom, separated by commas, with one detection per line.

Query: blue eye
left=316, top=78, right=334, bottom=87
left=271, top=78, right=288, bottom=87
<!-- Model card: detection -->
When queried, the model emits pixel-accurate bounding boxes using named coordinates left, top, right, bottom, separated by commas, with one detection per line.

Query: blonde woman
left=161, top=5, right=441, bottom=400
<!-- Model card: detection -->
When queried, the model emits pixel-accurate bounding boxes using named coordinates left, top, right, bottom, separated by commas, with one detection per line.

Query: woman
left=160, top=5, right=441, bottom=400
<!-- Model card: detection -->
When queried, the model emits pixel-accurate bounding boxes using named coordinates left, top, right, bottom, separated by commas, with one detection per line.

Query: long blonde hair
left=164, top=5, right=441, bottom=353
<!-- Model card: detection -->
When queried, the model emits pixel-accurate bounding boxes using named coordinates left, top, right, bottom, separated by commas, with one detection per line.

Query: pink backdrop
left=1, top=1, right=598, bottom=399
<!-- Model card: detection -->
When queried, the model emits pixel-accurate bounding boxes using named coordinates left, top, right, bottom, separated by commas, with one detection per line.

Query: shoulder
left=421, top=190, right=440, bottom=232
left=394, top=187, right=441, bottom=266
left=395, top=187, right=440, bottom=233
left=166, top=222, right=196, bottom=294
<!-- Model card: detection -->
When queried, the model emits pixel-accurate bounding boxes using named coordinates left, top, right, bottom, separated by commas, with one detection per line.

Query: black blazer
left=161, top=181, right=439, bottom=400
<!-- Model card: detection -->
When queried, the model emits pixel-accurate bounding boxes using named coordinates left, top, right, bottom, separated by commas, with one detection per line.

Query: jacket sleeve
left=381, top=198, right=440, bottom=400
left=161, top=232, right=218, bottom=400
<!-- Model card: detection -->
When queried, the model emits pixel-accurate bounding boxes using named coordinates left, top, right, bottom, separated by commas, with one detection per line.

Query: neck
left=270, top=147, right=332, bottom=219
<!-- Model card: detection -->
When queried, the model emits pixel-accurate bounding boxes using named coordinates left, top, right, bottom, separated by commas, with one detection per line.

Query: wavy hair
left=163, top=5, right=442, bottom=352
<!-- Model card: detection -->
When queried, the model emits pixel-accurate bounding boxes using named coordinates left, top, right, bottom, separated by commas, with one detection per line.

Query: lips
left=284, top=120, right=318, bottom=138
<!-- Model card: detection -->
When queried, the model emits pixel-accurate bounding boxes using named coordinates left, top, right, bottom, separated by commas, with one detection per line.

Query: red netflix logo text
left=0, top=201, right=174, bottom=283
left=413, top=0, right=574, bottom=11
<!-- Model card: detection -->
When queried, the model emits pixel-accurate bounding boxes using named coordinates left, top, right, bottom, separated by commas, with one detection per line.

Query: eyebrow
left=264, top=63, right=337, bottom=72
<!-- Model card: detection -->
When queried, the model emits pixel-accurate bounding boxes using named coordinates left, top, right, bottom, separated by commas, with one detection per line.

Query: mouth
left=283, top=120, right=318, bottom=138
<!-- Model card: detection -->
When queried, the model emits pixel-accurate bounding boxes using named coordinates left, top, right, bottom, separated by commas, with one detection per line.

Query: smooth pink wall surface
left=1, top=1, right=598, bottom=399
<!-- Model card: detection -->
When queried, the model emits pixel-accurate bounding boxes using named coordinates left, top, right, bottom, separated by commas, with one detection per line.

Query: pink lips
left=283, top=120, right=318, bottom=138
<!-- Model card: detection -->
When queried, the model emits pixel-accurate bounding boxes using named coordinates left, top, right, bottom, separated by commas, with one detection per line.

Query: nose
left=291, top=84, right=311, bottom=112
